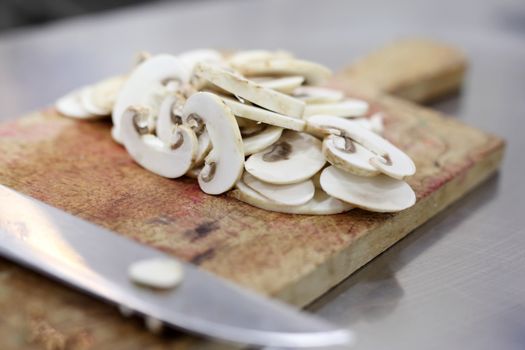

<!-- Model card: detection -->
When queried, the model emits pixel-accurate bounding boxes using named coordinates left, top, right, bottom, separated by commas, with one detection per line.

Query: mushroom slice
left=307, top=115, right=416, bottom=179
left=242, top=125, right=283, bottom=156
left=292, top=86, right=344, bottom=104
left=320, top=166, right=416, bottom=212
left=112, top=54, right=191, bottom=143
left=252, top=76, right=305, bottom=94
left=245, top=131, right=325, bottom=184
left=222, top=96, right=306, bottom=131
left=194, top=62, right=305, bottom=117
left=178, top=49, right=223, bottom=71
left=232, top=58, right=332, bottom=85
left=85, top=75, right=126, bottom=115
left=228, top=50, right=293, bottom=66
left=186, top=166, right=202, bottom=179
left=182, top=92, right=244, bottom=195
left=80, top=87, right=110, bottom=116
left=231, top=180, right=353, bottom=215
left=243, top=173, right=314, bottom=206
left=353, top=113, right=384, bottom=134
left=303, top=99, right=369, bottom=118
left=121, top=105, right=198, bottom=178
left=323, top=134, right=380, bottom=177
left=55, top=89, right=98, bottom=119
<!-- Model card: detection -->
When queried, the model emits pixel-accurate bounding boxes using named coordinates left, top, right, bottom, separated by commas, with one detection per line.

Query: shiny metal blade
left=0, top=185, right=354, bottom=348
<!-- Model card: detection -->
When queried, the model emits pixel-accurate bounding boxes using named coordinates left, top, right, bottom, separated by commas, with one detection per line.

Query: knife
left=0, top=184, right=354, bottom=348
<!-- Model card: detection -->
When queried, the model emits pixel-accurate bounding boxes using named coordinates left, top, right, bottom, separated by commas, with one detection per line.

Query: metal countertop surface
left=0, top=0, right=524, bottom=349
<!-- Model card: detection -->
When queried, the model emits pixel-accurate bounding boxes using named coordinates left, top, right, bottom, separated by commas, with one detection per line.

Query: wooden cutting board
left=0, top=40, right=504, bottom=350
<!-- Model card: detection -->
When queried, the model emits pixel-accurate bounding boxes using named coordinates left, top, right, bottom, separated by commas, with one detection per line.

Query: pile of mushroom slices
left=55, top=49, right=417, bottom=215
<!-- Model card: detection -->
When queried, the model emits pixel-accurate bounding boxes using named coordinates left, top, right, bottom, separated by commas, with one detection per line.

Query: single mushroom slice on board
left=194, top=62, right=305, bottom=117
left=56, top=89, right=98, bottom=119
left=231, top=179, right=353, bottom=215
left=243, top=172, right=315, bottom=206
left=242, top=124, right=283, bottom=156
left=292, top=86, right=344, bottom=104
left=221, top=96, right=306, bottom=131
left=112, top=54, right=191, bottom=144
left=182, top=92, right=244, bottom=195
left=307, top=115, right=416, bottom=179
left=121, top=105, right=198, bottom=178
left=320, top=166, right=416, bottom=213
left=157, top=94, right=212, bottom=165
left=232, top=58, right=332, bottom=85
left=252, top=76, right=305, bottom=94
left=323, top=134, right=381, bottom=177
left=303, top=99, right=369, bottom=118
left=245, top=130, right=325, bottom=185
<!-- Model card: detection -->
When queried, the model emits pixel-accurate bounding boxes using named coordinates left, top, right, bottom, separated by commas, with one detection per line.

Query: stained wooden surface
left=0, top=40, right=504, bottom=349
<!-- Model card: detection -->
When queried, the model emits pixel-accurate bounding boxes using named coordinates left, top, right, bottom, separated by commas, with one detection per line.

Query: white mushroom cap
left=323, top=134, right=380, bottom=177
left=195, top=62, right=305, bottom=117
left=308, top=115, right=416, bottom=179
left=182, top=92, right=244, bottom=195
left=231, top=179, right=353, bottom=215
left=292, top=86, right=344, bottom=104
left=320, top=166, right=416, bottom=212
left=221, top=96, right=306, bottom=131
left=55, top=89, right=98, bottom=119
left=303, top=99, right=369, bottom=118
left=121, top=105, right=198, bottom=178
left=243, top=172, right=315, bottom=206
left=252, top=76, right=305, bottom=94
left=232, top=58, right=332, bottom=85
left=112, top=54, right=191, bottom=143
left=245, top=131, right=325, bottom=184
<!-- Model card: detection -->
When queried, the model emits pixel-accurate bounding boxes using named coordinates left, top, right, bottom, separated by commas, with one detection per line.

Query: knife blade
left=0, top=184, right=354, bottom=348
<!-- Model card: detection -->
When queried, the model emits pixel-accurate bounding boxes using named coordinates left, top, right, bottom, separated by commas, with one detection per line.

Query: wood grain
left=0, top=41, right=504, bottom=349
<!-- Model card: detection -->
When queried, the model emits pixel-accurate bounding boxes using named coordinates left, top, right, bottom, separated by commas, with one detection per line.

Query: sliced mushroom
left=231, top=179, right=353, bottom=215
left=121, top=105, right=198, bottom=178
left=292, top=86, right=344, bottom=104
left=56, top=89, right=98, bottom=119
left=157, top=94, right=211, bottom=165
left=221, top=96, right=306, bottom=131
left=194, top=62, right=305, bottom=117
left=182, top=92, right=244, bottom=195
left=353, top=113, right=384, bottom=134
left=242, top=125, right=283, bottom=155
left=178, top=49, right=223, bottom=71
left=320, top=166, right=416, bottom=212
left=252, top=76, right=305, bottom=94
left=307, top=115, right=416, bottom=179
left=323, top=134, right=380, bottom=176
left=232, top=58, right=332, bottom=85
left=245, top=130, right=325, bottom=184
left=128, top=257, right=183, bottom=289
left=112, top=54, right=191, bottom=143
left=186, top=166, right=202, bottom=179
left=228, top=50, right=293, bottom=66
left=82, top=75, right=126, bottom=115
left=243, top=172, right=314, bottom=206
left=303, top=99, right=369, bottom=118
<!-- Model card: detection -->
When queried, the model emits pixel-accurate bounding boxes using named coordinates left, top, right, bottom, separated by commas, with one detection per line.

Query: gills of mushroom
left=194, top=62, right=305, bottom=117
left=231, top=57, right=332, bottom=85
left=292, top=86, right=344, bottom=104
left=252, top=76, right=305, bottom=94
left=323, top=134, right=381, bottom=177
left=221, top=96, right=305, bottom=131
left=157, top=95, right=211, bottom=166
left=242, top=124, right=283, bottom=156
left=243, top=173, right=315, bottom=206
left=307, top=114, right=416, bottom=179
left=320, top=166, right=416, bottom=213
left=56, top=89, right=98, bottom=119
left=303, top=99, right=370, bottom=118
left=121, top=105, right=198, bottom=178
left=245, top=130, right=326, bottom=185
left=112, top=54, right=191, bottom=144
left=182, top=92, right=244, bottom=195
left=231, top=179, right=353, bottom=215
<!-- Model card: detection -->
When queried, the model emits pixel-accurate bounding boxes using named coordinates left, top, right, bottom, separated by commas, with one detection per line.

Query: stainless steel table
left=0, top=0, right=524, bottom=349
